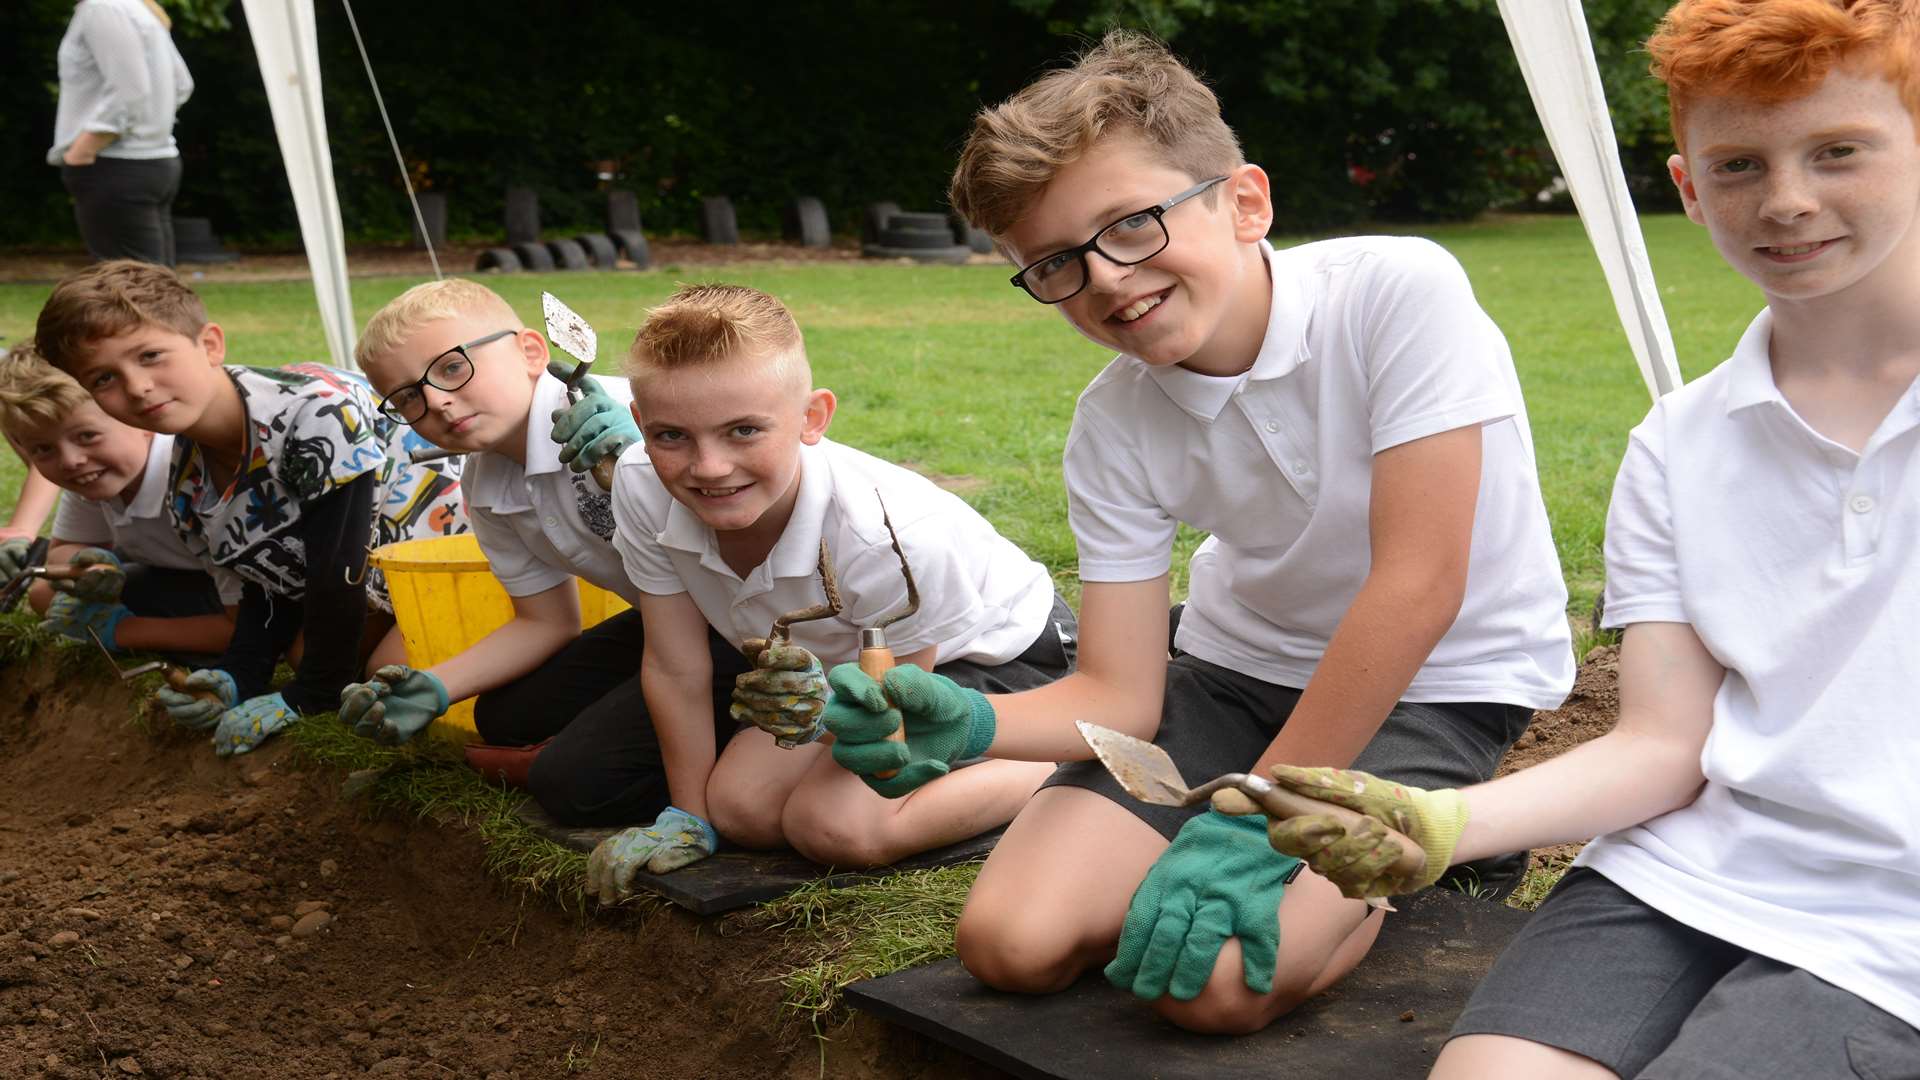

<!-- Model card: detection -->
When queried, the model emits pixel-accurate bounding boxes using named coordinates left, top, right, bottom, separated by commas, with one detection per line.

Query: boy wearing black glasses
left=341, top=280, right=642, bottom=784
left=33, top=260, right=468, bottom=757
left=821, top=31, right=1572, bottom=1034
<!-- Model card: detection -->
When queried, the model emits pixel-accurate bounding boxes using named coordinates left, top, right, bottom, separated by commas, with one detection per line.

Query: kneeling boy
left=581, top=283, right=1076, bottom=902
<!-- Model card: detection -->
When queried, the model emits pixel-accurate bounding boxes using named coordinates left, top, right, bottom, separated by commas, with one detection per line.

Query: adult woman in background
left=48, top=0, right=193, bottom=267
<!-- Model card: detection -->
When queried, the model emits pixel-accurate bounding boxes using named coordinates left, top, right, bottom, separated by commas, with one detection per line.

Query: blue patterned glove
left=39, top=593, right=133, bottom=650
left=1105, top=810, right=1303, bottom=1002
left=155, top=668, right=238, bottom=730
left=585, top=808, right=718, bottom=903
left=823, top=664, right=995, bottom=798
left=340, top=664, right=449, bottom=745
left=51, top=548, right=125, bottom=604
left=211, top=692, right=299, bottom=757
left=547, top=360, right=639, bottom=474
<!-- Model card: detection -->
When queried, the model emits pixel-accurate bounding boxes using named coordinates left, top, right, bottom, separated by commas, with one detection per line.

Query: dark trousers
left=61, top=156, right=182, bottom=267
left=477, top=596, right=1080, bottom=828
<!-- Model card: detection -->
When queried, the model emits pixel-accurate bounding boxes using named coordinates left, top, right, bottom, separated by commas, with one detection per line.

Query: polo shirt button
left=544, top=516, right=559, bottom=527
left=1849, top=495, right=1875, bottom=514
left=1264, top=420, right=1280, bottom=433
left=1292, top=461, right=1308, bottom=475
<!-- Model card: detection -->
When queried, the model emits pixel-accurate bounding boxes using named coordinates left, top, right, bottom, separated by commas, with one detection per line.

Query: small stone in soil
left=291, top=910, right=333, bottom=938
left=114, top=1056, right=142, bottom=1075
left=47, top=931, right=79, bottom=947
left=269, top=915, right=292, bottom=931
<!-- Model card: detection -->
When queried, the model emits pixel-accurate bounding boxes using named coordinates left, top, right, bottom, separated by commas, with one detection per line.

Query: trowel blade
left=1075, top=720, right=1195, bottom=807
left=541, top=291, right=597, bottom=367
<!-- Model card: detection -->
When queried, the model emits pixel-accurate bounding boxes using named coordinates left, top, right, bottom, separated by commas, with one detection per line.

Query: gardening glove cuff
left=39, top=594, right=133, bottom=651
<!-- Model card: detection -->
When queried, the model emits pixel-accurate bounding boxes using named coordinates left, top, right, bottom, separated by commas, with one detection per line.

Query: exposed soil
left=0, top=655, right=1003, bottom=1080
left=1496, top=643, right=1621, bottom=874
left=0, top=644, right=1621, bottom=1078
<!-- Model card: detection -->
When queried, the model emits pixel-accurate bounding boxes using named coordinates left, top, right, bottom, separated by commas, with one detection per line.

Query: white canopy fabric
left=1498, top=0, right=1682, bottom=399
left=240, top=0, right=356, bottom=370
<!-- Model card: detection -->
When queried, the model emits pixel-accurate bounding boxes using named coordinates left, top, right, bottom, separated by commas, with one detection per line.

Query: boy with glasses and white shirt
left=821, top=31, right=1572, bottom=1035
left=340, top=280, right=649, bottom=824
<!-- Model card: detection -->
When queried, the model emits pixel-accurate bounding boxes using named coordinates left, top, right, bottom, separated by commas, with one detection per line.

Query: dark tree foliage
left=0, top=0, right=1672, bottom=248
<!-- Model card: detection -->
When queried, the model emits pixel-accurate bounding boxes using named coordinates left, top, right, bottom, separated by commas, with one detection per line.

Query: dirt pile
left=0, top=655, right=998, bottom=1080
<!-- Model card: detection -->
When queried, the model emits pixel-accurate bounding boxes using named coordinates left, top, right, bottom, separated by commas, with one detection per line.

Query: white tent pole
left=1498, top=0, right=1683, bottom=398
left=240, top=0, right=358, bottom=370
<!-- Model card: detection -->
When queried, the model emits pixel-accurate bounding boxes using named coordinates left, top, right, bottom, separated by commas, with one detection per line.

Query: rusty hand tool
left=863, top=493, right=921, bottom=781
left=408, top=445, right=466, bottom=466
left=86, top=627, right=226, bottom=707
left=750, top=538, right=844, bottom=749
left=543, top=291, right=619, bottom=493
left=26, top=563, right=120, bottom=584
left=0, top=536, right=51, bottom=614
left=1076, top=720, right=1415, bottom=910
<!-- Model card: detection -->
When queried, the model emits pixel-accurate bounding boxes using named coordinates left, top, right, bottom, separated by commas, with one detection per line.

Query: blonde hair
left=35, top=260, right=208, bottom=372
left=355, top=278, right=524, bottom=372
left=0, top=342, right=98, bottom=441
left=950, top=29, right=1244, bottom=238
left=627, top=283, right=808, bottom=387
left=1649, top=0, right=1920, bottom=154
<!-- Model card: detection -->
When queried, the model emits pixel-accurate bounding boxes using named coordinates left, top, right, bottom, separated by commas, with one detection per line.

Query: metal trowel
left=542, top=291, right=618, bottom=492
left=1075, top=720, right=1422, bottom=908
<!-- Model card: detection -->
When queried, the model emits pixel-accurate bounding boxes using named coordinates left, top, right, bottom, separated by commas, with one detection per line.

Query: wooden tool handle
left=164, top=667, right=228, bottom=708
left=39, top=564, right=114, bottom=582
left=861, top=643, right=906, bottom=780
left=591, top=455, right=618, bottom=492
left=1241, top=779, right=1429, bottom=882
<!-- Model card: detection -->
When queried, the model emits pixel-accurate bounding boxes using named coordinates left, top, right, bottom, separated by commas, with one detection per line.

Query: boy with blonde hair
left=580, top=282, right=1076, bottom=902
left=341, top=279, right=649, bottom=811
left=0, top=342, right=240, bottom=654
left=1230, top=3, right=1920, bottom=1075
left=35, top=260, right=467, bottom=756
left=822, top=32, right=1573, bottom=1033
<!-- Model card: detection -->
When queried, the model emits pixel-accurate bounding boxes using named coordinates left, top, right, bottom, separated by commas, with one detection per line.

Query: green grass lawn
left=0, top=213, right=1760, bottom=618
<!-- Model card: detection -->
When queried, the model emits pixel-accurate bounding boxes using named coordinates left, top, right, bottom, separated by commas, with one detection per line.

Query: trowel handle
left=590, top=456, right=617, bottom=493
left=164, top=667, right=229, bottom=709
left=37, top=563, right=115, bottom=582
left=860, top=629, right=907, bottom=781
left=1237, top=776, right=1429, bottom=883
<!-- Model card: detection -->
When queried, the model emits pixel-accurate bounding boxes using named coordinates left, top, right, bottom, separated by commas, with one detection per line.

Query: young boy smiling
left=1232, top=3, right=1920, bottom=1075
left=33, top=260, right=467, bottom=756
left=821, top=32, right=1572, bottom=1034
left=0, top=342, right=240, bottom=655
left=340, top=280, right=647, bottom=804
left=581, top=283, right=1075, bottom=903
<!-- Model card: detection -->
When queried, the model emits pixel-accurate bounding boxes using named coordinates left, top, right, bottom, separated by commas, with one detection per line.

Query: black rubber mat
left=845, top=887, right=1532, bottom=1079
left=513, top=800, right=1002, bottom=914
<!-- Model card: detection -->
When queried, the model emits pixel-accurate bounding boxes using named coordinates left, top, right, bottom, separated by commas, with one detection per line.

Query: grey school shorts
left=1451, top=867, right=1920, bottom=1078
left=1041, top=623, right=1535, bottom=893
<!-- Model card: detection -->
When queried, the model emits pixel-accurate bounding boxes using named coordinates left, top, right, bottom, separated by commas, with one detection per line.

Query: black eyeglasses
left=377, top=329, right=516, bottom=425
left=1010, top=176, right=1230, bottom=304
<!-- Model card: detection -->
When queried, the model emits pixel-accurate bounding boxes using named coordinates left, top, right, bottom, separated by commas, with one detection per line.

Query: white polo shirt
left=610, top=437, right=1056, bottom=667
left=49, top=431, right=243, bottom=604
left=1064, top=236, right=1572, bottom=709
left=1581, top=308, right=1920, bottom=1029
left=465, top=372, right=640, bottom=604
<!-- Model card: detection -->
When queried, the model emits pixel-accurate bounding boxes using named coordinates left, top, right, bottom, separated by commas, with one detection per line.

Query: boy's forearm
left=428, top=614, right=579, bottom=702
left=7, top=469, right=60, bottom=535
left=1252, top=568, right=1461, bottom=773
left=115, top=613, right=235, bottom=656
left=641, top=660, right=719, bottom=819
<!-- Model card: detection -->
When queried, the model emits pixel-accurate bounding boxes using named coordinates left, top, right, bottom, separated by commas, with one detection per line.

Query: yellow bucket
left=371, top=533, right=631, bottom=742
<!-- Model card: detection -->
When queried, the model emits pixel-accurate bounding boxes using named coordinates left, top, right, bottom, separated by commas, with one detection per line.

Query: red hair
left=1649, top=0, right=1920, bottom=152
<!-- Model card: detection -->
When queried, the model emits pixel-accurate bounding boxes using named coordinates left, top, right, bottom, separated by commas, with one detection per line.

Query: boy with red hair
left=1228, top=2, right=1920, bottom=1075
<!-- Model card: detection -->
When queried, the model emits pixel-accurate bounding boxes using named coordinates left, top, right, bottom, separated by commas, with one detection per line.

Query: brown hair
left=34, top=260, right=208, bottom=372
left=627, top=283, right=807, bottom=385
left=950, top=29, right=1243, bottom=238
left=356, top=278, right=524, bottom=374
left=1650, top=0, right=1920, bottom=153
left=0, top=342, right=97, bottom=440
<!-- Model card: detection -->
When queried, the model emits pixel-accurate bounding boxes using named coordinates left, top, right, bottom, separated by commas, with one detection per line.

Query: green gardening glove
left=0, top=537, right=35, bottom=580
left=547, top=360, right=639, bottom=474
left=585, top=807, right=719, bottom=904
left=730, top=643, right=828, bottom=745
left=340, top=664, right=450, bottom=745
left=1105, top=810, right=1302, bottom=1001
left=822, top=664, right=995, bottom=799
left=50, top=548, right=125, bottom=604
left=1213, top=765, right=1468, bottom=900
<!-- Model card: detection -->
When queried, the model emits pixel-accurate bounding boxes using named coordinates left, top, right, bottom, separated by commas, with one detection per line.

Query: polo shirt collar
left=1144, top=240, right=1311, bottom=422
left=1723, top=308, right=1787, bottom=415
left=110, top=432, right=174, bottom=525
left=658, top=440, right=833, bottom=581
left=522, top=372, right=570, bottom=477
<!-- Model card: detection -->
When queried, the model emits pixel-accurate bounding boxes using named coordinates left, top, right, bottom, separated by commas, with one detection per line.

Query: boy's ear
left=1669, top=154, right=1705, bottom=225
left=1228, top=164, right=1275, bottom=243
left=628, top=400, right=644, bottom=429
left=799, top=388, right=836, bottom=445
left=197, top=322, right=226, bottom=364
left=518, top=327, right=551, bottom=376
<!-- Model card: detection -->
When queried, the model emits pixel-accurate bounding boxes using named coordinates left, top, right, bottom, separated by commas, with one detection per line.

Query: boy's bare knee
left=955, top=902, right=1083, bottom=995
left=1148, top=943, right=1313, bottom=1035
left=704, top=787, right=784, bottom=850
left=782, top=800, right=892, bottom=868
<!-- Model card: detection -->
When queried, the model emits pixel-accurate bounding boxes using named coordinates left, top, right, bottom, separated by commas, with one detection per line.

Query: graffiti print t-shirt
left=166, top=364, right=467, bottom=600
